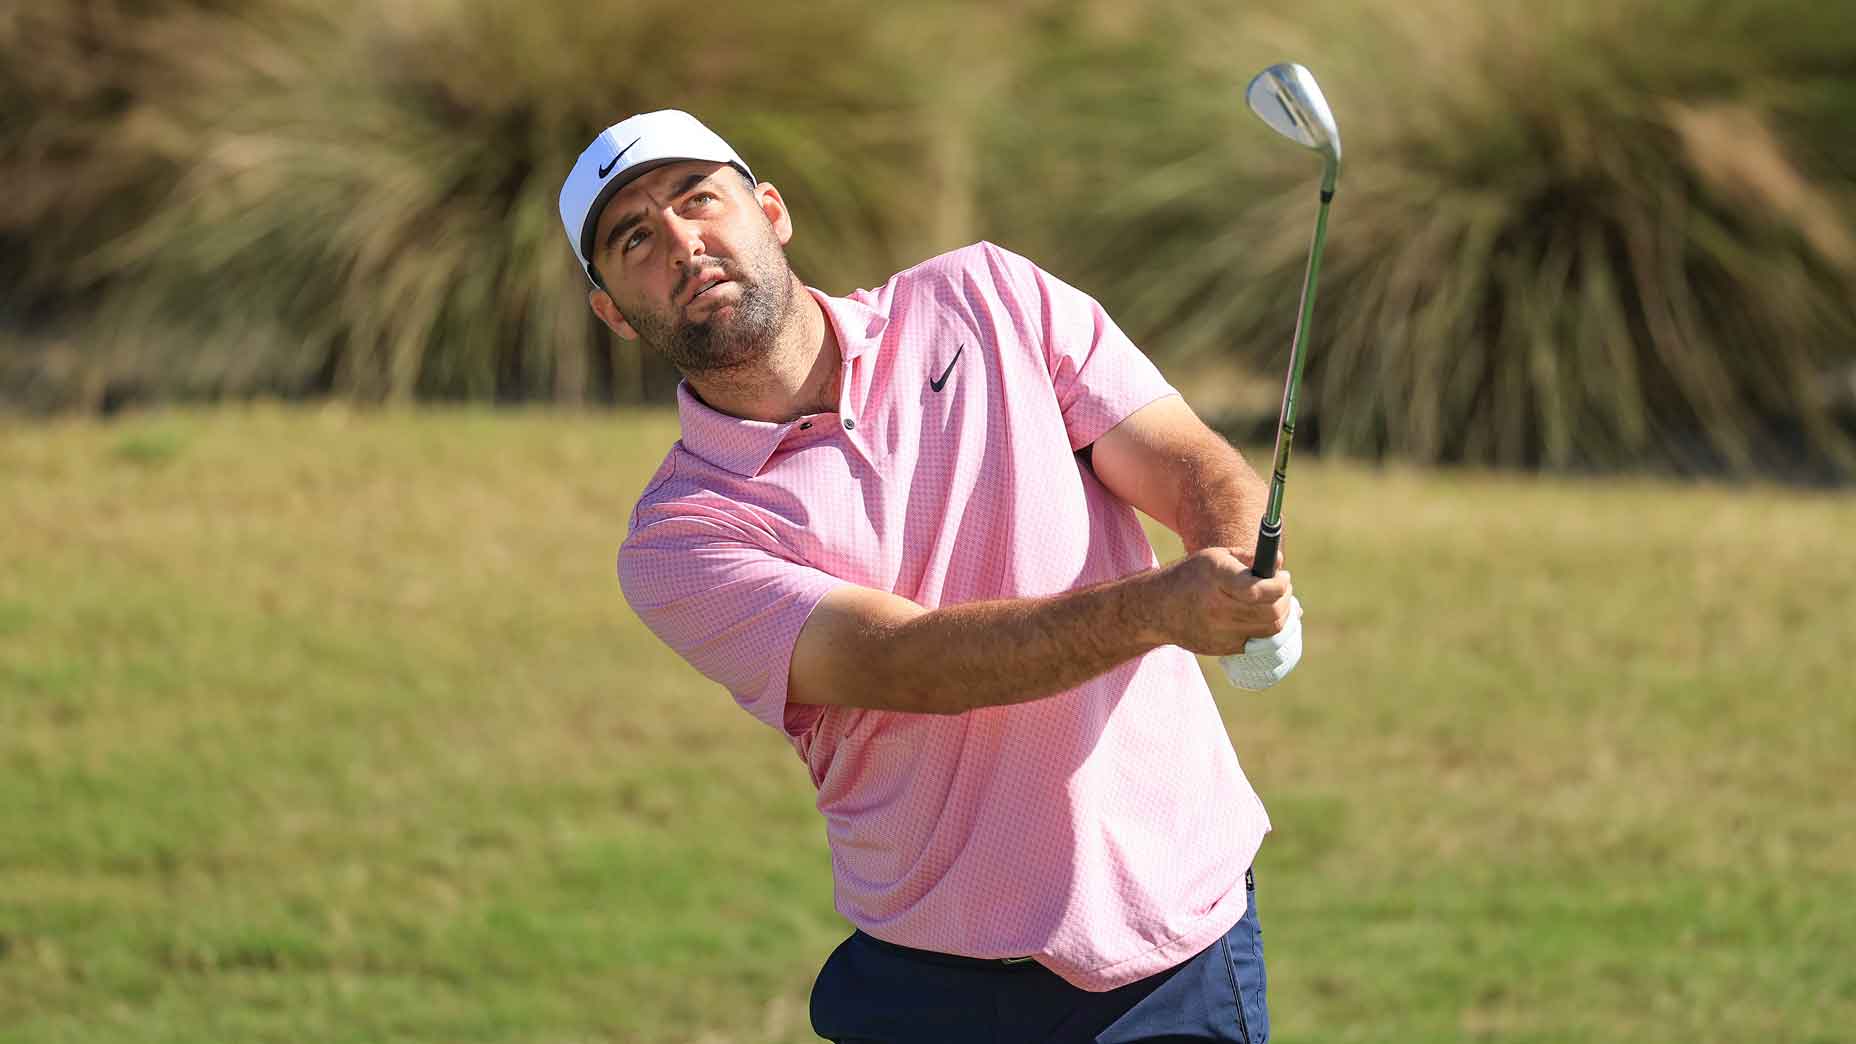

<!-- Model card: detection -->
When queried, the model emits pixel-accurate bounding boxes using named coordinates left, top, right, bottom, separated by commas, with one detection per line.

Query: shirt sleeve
left=618, top=510, right=846, bottom=738
left=983, top=241, right=1179, bottom=450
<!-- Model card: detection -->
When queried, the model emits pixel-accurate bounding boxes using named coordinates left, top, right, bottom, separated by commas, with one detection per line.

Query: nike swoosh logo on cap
left=929, top=343, right=965, bottom=392
left=597, top=137, right=643, bottom=179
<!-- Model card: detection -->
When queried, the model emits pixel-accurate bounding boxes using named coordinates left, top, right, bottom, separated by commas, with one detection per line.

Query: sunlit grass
left=2, top=407, right=1852, bottom=1042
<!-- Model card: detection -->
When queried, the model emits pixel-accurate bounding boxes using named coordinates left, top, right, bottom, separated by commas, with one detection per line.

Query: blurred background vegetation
left=6, top=5, right=1856, bottom=1042
left=4, top=0, right=1854, bottom=477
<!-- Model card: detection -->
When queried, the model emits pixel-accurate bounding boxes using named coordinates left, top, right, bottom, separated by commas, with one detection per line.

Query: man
left=560, top=110, right=1304, bottom=1043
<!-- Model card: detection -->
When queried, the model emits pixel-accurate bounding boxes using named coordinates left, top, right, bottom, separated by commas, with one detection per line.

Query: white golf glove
left=1219, top=596, right=1303, bottom=691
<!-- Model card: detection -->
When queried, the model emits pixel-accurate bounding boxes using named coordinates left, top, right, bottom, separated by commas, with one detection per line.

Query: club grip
left=1252, top=521, right=1282, bottom=578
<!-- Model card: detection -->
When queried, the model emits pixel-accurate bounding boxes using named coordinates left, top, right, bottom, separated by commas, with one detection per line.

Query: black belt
left=855, top=931, right=1040, bottom=969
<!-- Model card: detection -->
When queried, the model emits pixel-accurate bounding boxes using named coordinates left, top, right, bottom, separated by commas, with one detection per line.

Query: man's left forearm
left=1085, top=395, right=1271, bottom=559
left=1172, top=444, right=1268, bottom=556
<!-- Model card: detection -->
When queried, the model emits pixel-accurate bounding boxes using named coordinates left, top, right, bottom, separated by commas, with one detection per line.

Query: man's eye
left=622, top=229, right=648, bottom=254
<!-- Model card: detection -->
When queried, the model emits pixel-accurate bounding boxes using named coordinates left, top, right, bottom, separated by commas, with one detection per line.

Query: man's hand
left=1220, top=596, right=1303, bottom=690
left=1143, top=548, right=1293, bottom=656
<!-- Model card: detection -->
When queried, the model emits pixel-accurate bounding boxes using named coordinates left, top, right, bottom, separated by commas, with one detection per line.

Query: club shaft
left=1252, top=188, right=1332, bottom=579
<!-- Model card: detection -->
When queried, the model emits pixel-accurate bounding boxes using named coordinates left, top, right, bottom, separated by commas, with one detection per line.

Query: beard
left=621, top=229, right=795, bottom=375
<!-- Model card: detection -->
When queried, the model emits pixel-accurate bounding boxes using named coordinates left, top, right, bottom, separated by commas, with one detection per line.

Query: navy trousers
left=810, top=869, right=1268, bottom=1043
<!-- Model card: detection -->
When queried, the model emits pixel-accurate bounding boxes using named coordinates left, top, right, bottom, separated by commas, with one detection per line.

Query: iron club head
left=1246, top=63, right=1342, bottom=192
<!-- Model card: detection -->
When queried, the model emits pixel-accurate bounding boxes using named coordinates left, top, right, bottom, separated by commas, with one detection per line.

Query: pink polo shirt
left=618, top=242, right=1270, bottom=991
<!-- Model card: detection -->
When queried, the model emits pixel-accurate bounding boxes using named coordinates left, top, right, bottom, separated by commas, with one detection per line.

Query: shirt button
left=842, top=418, right=856, bottom=430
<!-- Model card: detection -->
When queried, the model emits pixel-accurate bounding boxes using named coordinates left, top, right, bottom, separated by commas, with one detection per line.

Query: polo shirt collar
left=675, top=288, right=889, bottom=477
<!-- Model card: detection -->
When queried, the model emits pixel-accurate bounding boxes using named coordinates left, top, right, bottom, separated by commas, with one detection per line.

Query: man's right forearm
left=858, top=572, right=1169, bottom=715
left=790, top=545, right=1285, bottom=714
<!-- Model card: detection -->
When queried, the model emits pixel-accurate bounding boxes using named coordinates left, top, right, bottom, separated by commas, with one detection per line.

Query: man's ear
left=588, top=288, right=639, bottom=340
left=754, top=181, right=794, bottom=247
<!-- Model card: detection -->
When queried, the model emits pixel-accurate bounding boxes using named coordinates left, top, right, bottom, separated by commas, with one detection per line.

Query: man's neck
left=685, top=278, right=840, bottom=423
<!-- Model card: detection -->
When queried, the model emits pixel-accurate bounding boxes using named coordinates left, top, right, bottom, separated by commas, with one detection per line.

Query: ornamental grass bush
left=3, top=0, right=994, bottom=406
left=985, top=0, right=1856, bottom=476
left=5, top=0, right=1854, bottom=476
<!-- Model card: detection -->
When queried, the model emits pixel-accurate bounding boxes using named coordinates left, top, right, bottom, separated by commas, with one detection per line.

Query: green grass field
left=3, top=407, right=1852, bottom=1043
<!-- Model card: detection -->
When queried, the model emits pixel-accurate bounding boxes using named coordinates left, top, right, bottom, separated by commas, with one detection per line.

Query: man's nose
left=664, top=213, right=706, bottom=267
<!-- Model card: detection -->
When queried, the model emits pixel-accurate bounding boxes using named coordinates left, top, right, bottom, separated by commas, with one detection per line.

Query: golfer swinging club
left=561, top=110, right=1304, bottom=1043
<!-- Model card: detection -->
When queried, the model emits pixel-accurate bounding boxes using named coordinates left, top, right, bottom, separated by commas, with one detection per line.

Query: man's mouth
left=684, top=271, right=732, bottom=308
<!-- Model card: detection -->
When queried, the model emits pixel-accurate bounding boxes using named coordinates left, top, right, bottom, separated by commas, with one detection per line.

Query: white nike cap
left=559, top=110, right=755, bottom=286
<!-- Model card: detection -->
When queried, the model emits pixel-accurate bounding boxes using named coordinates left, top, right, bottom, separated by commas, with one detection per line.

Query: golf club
left=1246, top=62, right=1341, bottom=580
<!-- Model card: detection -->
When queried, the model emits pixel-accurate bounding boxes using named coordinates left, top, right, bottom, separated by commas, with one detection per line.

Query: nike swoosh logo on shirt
left=597, top=137, right=642, bottom=179
left=929, top=343, right=965, bottom=392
